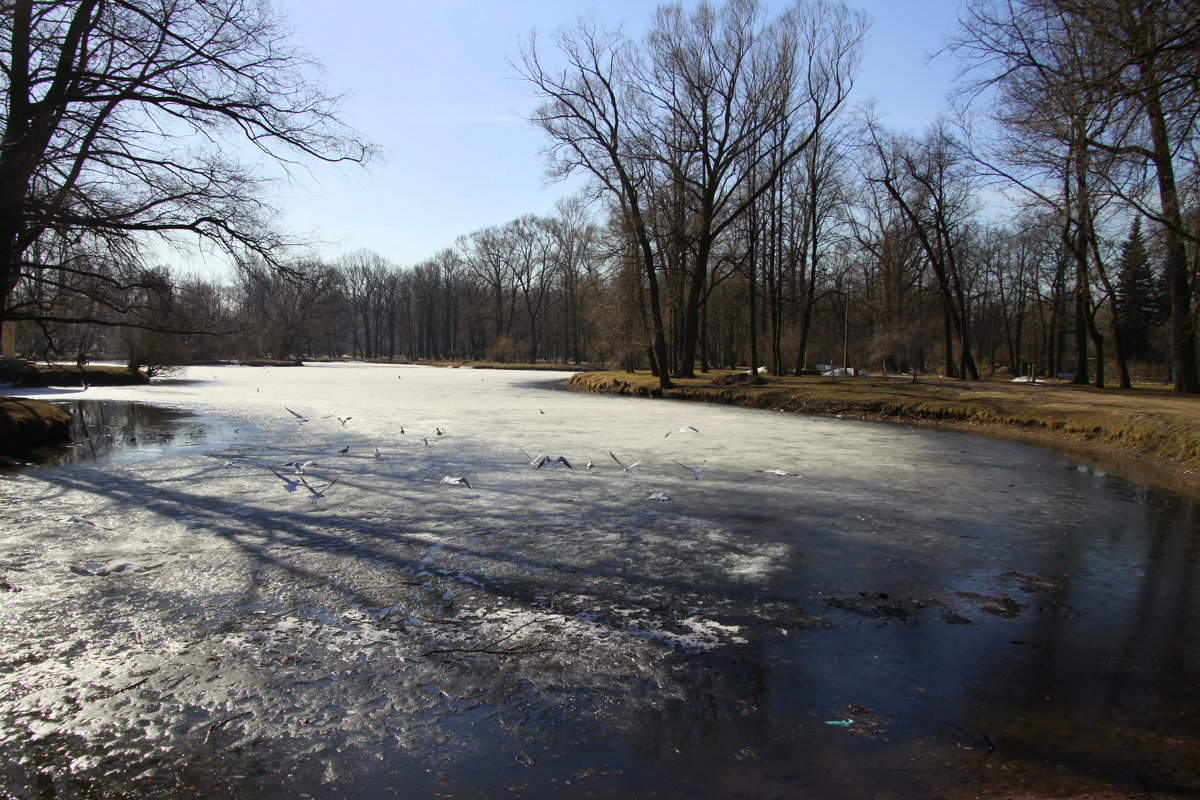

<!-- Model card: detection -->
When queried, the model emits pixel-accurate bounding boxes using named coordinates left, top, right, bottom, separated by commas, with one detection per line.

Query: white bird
left=283, top=406, right=309, bottom=423
left=673, top=460, right=710, bottom=480
left=609, top=452, right=642, bottom=477
left=535, top=455, right=572, bottom=470
left=280, top=459, right=316, bottom=474
left=269, top=467, right=304, bottom=493
left=760, top=469, right=798, bottom=477
left=336, top=416, right=353, bottom=426
left=301, top=475, right=338, bottom=500
left=646, top=492, right=677, bottom=508
left=374, top=448, right=382, bottom=459
left=665, top=425, right=699, bottom=437
left=438, top=476, right=473, bottom=489
left=207, top=454, right=242, bottom=469
left=586, top=460, right=594, bottom=471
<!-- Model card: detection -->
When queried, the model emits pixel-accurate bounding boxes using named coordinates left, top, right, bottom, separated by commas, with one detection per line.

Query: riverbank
left=0, top=362, right=150, bottom=457
left=567, top=370, right=1200, bottom=498
left=0, top=397, right=72, bottom=458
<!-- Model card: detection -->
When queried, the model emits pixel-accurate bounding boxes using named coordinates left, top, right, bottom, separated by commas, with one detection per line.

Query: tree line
left=3, top=0, right=1198, bottom=393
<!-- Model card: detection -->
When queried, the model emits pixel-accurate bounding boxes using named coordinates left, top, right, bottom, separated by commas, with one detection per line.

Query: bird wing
left=284, top=406, right=305, bottom=421
left=630, top=460, right=642, bottom=468
left=533, top=455, right=548, bottom=470
left=609, top=452, right=625, bottom=467
left=559, top=456, right=572, bottom=469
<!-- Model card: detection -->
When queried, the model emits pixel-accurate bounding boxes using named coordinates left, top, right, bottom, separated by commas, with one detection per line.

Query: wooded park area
left=2, top=0, right=1198, bottom=394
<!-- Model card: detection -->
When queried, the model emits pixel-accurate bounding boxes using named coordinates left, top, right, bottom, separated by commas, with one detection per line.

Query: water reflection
left=41, top=400, right=241, bottom=465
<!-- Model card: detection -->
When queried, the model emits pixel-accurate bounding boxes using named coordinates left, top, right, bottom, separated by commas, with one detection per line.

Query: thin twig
left=203, top=711, right=252, bottom=744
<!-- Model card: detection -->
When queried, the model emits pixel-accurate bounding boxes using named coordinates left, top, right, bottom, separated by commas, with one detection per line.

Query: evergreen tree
left=1116, top=219, right=1159, bottom=362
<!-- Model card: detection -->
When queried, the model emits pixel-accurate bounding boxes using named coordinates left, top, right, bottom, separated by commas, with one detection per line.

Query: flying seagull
left=283, top=406, right=310, bottom=423
left=758, top=468, right=798, bottom=477
left=535, top=455, right=572, bottom=470
left=609, top=452, right=642, bottom=477
left=673, top=460, right=710, bottom=480
left=269, top=467, right=305, bottom=493
left=646, top=492, right=678, bottom=508
left=279, top=459, right=316, bottom=474
left=301, top=475, right=338, bottom=501
left=438, top=476, right=473, bottom=489
left=207, top=453, right=243, bottom=470
left=665, top=425, right=699, bottom=437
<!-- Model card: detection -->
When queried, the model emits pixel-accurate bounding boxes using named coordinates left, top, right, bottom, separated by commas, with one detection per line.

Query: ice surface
left=2, top=363, right=1198, bottom=799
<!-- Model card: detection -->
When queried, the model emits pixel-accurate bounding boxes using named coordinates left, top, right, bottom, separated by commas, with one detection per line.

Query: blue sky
left=256, top=0, right=964, bottom=271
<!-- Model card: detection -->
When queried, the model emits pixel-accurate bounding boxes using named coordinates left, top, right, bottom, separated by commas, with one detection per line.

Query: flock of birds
left=217, top=404, right=799, bottom=509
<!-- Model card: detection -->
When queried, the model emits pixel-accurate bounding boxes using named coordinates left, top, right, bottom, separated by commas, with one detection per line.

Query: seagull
left=400, top=426, right=405, bottom=434
left=300, top=475, right=338, bottom=501
left=207, top=454, right=242, bottom=469
left=337, top=446, right=349, bottom=456
left=757, top=468, right=798, bottom=477
left=609, top=452, right=642, bottom=477
left=665, top=425, right=699, bottom=437
left=436, top=427, right=445, bottom=436
left=284, top=406, right=310, bottom=424
left=269, top=467, right=304, bottom=493
left=535, top=455, right=572, bottom=470
left=279, top=459, right=316, bottom=474
left=586, top=460, right=594, bottom=471
left=438, top=476, right=473, bottom=489
left=646, top=492, right=678, bottom=508
left=337, top=416, right=352, bottom=427
left=423, top=437, right=430, bottom=447
left=374, top=448, right=382, bottom=459
left=673, top=460, right=710, bottom=480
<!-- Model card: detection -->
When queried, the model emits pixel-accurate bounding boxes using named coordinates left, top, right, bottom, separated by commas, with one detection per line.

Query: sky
left=232, top=0, right=965, bottom=274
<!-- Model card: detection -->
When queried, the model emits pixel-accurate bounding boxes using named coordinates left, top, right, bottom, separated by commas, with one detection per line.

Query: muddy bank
left=0, top=397, right=72, bottom=458
left=567, top=370, right=1200, bottom=498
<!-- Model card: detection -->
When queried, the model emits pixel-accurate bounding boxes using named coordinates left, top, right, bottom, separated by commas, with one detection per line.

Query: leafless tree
left=0, top=0, right=371, bottom=349
left=949, top=0, right=1199, bottom=392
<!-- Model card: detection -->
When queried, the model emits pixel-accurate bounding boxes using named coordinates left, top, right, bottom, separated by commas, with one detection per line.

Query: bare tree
left=949, top=0, right=1199, bottom=392
left=518, top=15, right=675, bottom=387
left=0, top=0, right=370, bottom=349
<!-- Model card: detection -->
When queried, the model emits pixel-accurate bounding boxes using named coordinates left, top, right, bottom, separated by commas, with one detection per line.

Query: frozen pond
left=2, top=363, right=1198, bottom=799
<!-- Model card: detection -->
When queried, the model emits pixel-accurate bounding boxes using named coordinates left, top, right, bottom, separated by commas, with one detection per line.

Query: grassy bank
left=0, top=362, right=150, bottom=457
left=0, top=397, right=72, bottom=458
left=0, top=361, right=149, bottom=388
left=567, top=369, right=1200, bottom=497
